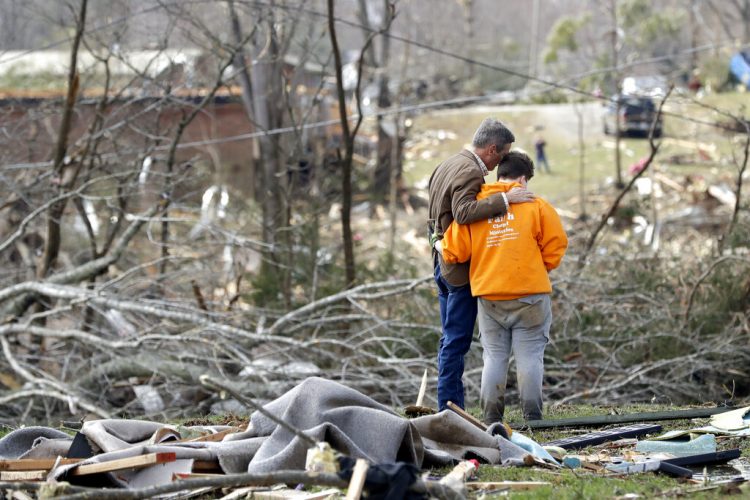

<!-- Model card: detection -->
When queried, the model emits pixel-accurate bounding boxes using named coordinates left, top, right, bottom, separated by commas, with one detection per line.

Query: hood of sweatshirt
left=476, top=180, right=523, bottom=199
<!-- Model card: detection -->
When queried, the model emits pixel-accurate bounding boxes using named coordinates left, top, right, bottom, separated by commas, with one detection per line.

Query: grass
left=444, top=403, right=750, bottom=499
left=404, top=105, right=648, bottom=206
left=404, top=91, right=748, bottom=209
left=4, top=405, right=745, bottom=498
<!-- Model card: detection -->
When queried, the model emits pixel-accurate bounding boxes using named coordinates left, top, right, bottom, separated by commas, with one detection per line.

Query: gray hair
left=471, top=118, right=515, bottom=149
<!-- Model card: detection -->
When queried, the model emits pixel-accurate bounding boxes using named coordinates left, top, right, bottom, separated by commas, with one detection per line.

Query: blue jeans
left=434, top=263, right=477, bottom=411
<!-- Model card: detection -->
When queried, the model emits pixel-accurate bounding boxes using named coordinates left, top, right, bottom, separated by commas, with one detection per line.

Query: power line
left=232, top=0, right=747, bottom=130
left=0, top=0, right=747, bottom=173
left=0, top=93, right=503, bottom=171
left=3, top=0, right=742, bottom=96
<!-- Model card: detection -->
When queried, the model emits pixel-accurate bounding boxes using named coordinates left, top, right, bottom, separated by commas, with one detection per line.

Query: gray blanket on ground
left=0, top=377, right=531, bottom=489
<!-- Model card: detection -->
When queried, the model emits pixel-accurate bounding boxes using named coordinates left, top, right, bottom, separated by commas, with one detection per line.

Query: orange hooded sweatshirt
left=441, top=181, right=568, bottom=300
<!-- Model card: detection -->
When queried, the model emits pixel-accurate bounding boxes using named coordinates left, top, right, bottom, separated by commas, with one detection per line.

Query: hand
left=434, top=240, right=443, bottom=254
left=506, top=186, right=535, bottom=204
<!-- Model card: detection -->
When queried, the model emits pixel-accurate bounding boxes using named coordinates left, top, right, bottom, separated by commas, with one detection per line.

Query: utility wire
left=1, top=0, right=747, bottom=173
left=2, top=0, right=744, bottom=105
left=0, top=93, right=500, bottom=170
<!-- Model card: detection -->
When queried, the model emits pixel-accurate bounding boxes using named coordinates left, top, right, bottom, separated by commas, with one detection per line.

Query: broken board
left=70, top=452, right=177, bottom=476
left=543, top=424, right=662, bottom=450
left=661, top=449, right=741, bottom=468
left=0, top=458, right=82, bottom=471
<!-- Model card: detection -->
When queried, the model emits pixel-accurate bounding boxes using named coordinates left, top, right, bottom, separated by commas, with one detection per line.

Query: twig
left=577, top=87, right=673, bottom=270
left=682, top=255, right=750, bottom=324
left=199, top=375, right=317, bottom=447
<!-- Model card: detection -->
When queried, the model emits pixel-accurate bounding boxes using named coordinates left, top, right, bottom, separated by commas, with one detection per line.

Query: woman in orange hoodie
left=436, top=151, right=568, bottom=423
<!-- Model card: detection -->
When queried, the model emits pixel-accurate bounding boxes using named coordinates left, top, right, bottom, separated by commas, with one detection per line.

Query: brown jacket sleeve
left=451, top=174, right=507, bottom=225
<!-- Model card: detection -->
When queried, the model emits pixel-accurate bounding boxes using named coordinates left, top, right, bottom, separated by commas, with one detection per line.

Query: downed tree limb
left=0, top=336, right=111, bottom=418
left=267, top=277, right=431, bottom=335
left=1, top=204, right=160, bottom=321
left=0, top=282, right=305, bottom=348
left=54, top=470, right=464, bottom=500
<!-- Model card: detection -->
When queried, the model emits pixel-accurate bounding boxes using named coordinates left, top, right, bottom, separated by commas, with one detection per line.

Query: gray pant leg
left=477, top=298, right=512, bottom=424
left=512, top=294, right=551, bottom=420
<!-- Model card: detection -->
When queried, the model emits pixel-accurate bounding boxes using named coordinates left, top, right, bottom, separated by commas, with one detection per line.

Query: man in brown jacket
left=428, top=118, right=534, bottom=411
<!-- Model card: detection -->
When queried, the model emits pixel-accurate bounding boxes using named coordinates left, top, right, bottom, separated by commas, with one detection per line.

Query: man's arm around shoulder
left=452, top=175, right=535, bottom=224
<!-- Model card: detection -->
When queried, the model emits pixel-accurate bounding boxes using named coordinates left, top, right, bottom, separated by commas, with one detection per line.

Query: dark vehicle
left=603, top=95, right=662, bottom=137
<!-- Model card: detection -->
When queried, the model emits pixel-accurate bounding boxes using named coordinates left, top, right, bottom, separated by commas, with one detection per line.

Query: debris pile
left=0, top=378, right=747, bottom=499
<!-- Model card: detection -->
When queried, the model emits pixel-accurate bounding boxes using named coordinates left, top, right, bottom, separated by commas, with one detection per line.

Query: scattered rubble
left=0, top=380, right=746, bottom=499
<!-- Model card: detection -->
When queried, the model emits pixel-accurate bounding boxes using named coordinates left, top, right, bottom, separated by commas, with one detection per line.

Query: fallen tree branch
left=1, top=204, right=160, bottom=321
left=268, top=276, right=431, bottom=334
left=0, top=337, right=110, bottom=418
left=54, top=469, right=462, bottom=500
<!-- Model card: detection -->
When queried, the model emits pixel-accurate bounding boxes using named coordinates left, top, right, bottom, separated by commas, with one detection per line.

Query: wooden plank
left=415, top=370, right=427, bottom=407
left=514, top=407, right=730, bottom=429
left=0, top=470, right=47, bottom=481
left=467, top=481, right=552, bottom=491
left=0, top=458, right=82, bottom=471
left=70, top=452, right=176, bottom=476
left=344, top=459, right=369, bottom=500
left=446, top=401, right=487, bottom=431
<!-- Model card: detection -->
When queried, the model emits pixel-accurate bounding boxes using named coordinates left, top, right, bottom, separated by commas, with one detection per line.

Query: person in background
left=427, top=118, right=535, bottom=412
left=534, top=136, right=551, bottom=174
left=437, top=151, right=567, bottom=422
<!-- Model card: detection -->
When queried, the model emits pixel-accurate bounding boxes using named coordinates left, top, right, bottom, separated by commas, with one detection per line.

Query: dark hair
left=472, top=118, right=515, bottom=150
left=497, top=151, right=534, bottom=181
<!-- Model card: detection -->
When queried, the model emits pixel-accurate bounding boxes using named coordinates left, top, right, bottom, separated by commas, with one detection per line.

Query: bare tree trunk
left=460, top=0, right=474, bottom=80
left=718, top=122, right=750, bottom=254
left=574, top=102, right=587, bottom=220
left=37, top=0, right=88, bottom=280
left=356, top=0, right=378, bottom=67
left=247, top=4, right=292, bottom=305
left=688, top=0, right=698, bottom=71
left=328, top=0, right=357, bottom=288
left=529, top=0, right=541, bottom=78
left=328, top=0, right=391, bottom=287
left=226, top=0, right=260, bottom=203
left=387, top=117, right=400, bottom=264
left=359, top=0, right=393, bottom=207
left=610, top=0, right=624, bottom=189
